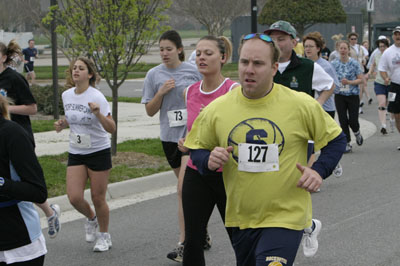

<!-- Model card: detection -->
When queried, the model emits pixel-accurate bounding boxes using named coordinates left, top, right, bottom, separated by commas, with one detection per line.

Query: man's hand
left=296, top=163, right=322, bottom=192
left=208, top=146, right=233, bottom=171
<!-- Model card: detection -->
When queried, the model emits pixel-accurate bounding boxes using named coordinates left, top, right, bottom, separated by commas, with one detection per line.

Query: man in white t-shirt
left=378, top=26, right=400, bottom=150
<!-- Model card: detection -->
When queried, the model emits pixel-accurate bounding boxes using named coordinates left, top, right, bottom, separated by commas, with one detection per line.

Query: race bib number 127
left=238, top=143, right=279, bottom=172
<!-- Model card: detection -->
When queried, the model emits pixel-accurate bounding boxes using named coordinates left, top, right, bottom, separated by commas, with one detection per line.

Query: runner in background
left=378, top=26, right=400, bottom=150
left=367, top=38, right=392, bottom=135
left=55, top=57, right=116, bottom=252
left=303, top=31, right=343, bottom=177
left=331, top=40, right=364, bottom=153
left=22, top=39, right=38, bottom=85
left=141, top=30, right=202, bottom=262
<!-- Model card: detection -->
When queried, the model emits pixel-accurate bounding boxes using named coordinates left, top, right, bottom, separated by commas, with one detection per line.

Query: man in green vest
left=265, top=20, right=334, bottom=105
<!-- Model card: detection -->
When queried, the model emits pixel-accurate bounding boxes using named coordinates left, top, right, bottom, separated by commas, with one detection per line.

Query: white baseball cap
left=393, top=26, right=400, bottom=34
left=378, top=35, right=386, bottom=40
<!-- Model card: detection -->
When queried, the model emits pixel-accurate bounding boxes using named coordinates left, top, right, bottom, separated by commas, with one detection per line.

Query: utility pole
left=50, top=0, right=59, bottom=119
left=251, top=0, right=257, bottom=33
left=367, top=0, right=374, bottom=48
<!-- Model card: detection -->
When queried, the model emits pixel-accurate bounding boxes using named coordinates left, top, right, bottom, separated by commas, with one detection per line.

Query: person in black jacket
left=0, top=94, right=47, bottom=265
left=0, top=40, right=61, bottom=239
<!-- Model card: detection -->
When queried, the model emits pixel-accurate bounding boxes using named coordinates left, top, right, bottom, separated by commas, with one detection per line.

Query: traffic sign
left=367, top=0, right=374, bottom=12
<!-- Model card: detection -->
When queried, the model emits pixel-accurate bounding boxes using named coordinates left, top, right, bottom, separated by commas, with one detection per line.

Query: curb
left=41, top=170, right=177, bottom=218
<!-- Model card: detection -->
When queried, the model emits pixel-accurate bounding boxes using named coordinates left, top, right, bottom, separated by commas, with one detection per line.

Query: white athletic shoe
left=333, top=162, right=343, bottom=177
left=85, top=217, right=98, bottom=243
left=302, top=219, right=322, bottom=257
left=93, top=232, right=112, bottom=252
left=48, top=204, right=61, bottom=239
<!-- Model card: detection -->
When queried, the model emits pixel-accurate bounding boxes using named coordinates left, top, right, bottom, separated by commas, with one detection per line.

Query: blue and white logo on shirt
left=227, top=118, right=285, bottom=163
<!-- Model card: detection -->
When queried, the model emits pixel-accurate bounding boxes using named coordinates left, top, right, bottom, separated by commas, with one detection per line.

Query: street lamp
left=251, top=0, right=257, bottom=33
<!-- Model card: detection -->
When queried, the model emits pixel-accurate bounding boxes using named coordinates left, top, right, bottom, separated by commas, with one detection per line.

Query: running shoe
left=380, top=127, right=388, bottom=135
left=93, top=232, right=112, bottom=252
left=167, top=242, right=184, bottom=263
left=302, top=219, right=322, bottom=257
left=203, top=230, right=212, bottom=250
left=360, top=101, right=364, bottom=107
left=397, top=146, right=400, bottom=151
left=48, top=204, right=61, bottom=239
left=333, top=162, right=343, bottom=177
left=355, top=132, right=363, bottom=146
left=85, top=217, right=98, bottom=243
left=368, top=98, right=373, bottom=104
left=344, top=143, right=352, bottom=153
left=359, top=107, right=363, bottom=114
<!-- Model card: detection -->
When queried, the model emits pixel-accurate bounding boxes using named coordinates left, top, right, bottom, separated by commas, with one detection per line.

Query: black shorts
left=161, top=141, right=187, bottom=169
left=24, top=64, right=34, bottom=73
left=326, top=110, right=335, bottom=119
left=388, top=82, right=400, bottom=114
left=68, top=148, right=112, bottom=171
left=232, top=227, right=303, bottom=266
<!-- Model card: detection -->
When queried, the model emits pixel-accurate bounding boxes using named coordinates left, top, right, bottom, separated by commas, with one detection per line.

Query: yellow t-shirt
left=184, top=83, right=342, bottom=230
left=294, top=43, right=304, bottom=57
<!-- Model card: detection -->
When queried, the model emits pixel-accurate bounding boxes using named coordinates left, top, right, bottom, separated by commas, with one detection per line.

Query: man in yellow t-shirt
left=184, top=33, right=346, bottom=266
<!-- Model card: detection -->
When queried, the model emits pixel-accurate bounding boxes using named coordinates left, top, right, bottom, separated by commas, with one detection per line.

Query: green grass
left=39, top=138, right=168, bottom=197
left=31, top=119, right=57, bottom=133
left=105, top=96, right=141, bottom=103
left=117, top=138, right=165, bottom=156
left=35, top=62, right=238, bottom=81
left=34, top=66, right=69, bottom=80
left=34, top=35, right=66, bottom=46
left=34, top=64, right=158, bottom=80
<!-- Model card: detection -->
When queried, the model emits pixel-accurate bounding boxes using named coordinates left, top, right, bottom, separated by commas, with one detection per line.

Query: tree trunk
left=111, top=84, right=118, bottom=156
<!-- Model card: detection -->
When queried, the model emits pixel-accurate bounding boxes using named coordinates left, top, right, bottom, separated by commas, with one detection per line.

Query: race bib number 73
left=167, top=109, right=187, bottom=127
left=238, top=143, right=279, bottom=172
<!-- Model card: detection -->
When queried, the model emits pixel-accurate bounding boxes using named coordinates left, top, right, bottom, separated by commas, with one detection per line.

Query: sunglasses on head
left=242, top=33, right=275, bottom=47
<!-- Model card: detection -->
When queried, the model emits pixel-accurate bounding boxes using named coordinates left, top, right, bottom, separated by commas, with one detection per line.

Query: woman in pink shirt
left=179, top=35, right=239, bottom=266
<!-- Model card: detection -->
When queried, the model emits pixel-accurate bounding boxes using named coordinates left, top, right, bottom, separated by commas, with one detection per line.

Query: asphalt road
left=41, top=90, right=400, bottom=266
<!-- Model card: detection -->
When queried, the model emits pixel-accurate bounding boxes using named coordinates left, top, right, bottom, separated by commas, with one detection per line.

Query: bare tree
left=172, top=0, right=247, bottom=36
left=0, top=0, right=42, bottom=32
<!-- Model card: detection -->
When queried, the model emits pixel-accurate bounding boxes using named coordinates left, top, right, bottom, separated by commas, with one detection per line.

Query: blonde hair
left=0, top=95, right=10, bottom=120
left=0, top=39, right=22, bottom=67
left=198, top=35, right=233, bottom=67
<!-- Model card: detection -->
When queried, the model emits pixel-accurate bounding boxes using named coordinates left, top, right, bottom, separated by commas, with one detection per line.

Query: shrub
left=31, top=84, right=66, bottom=115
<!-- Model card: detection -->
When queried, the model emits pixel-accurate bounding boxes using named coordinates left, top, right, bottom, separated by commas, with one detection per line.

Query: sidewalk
left=34, top=102, right=160, bottom=156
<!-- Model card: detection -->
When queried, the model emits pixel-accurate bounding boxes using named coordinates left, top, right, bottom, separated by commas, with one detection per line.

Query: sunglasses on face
left=242, top=33, right=275, bottom=47
left=350, top=38, right=357, bottom=40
